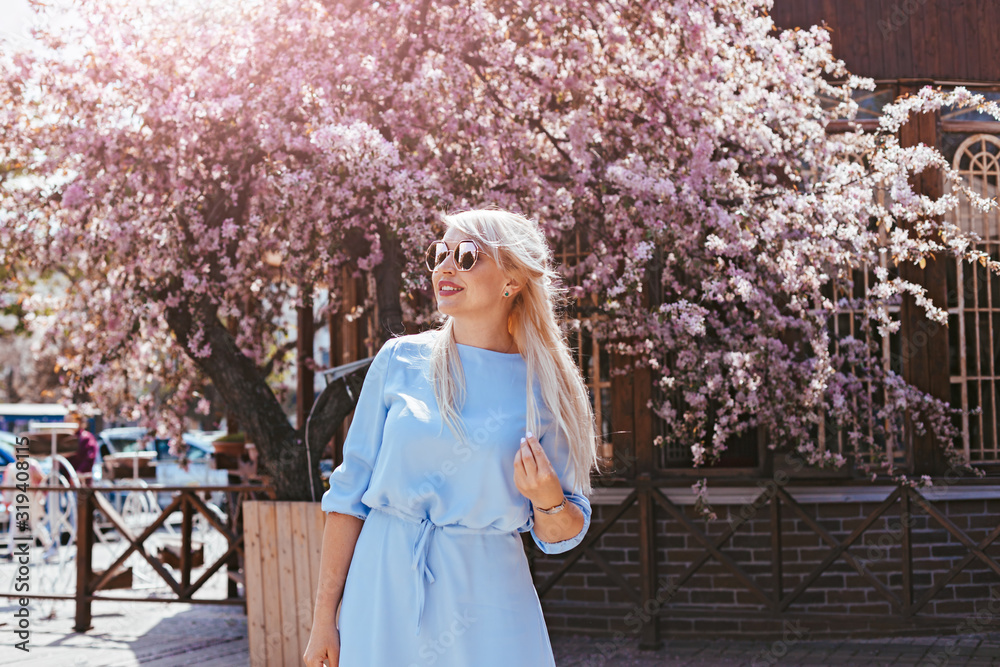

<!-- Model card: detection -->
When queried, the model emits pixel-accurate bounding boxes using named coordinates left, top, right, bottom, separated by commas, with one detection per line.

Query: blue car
left=0, top=432, right=18, bottom=467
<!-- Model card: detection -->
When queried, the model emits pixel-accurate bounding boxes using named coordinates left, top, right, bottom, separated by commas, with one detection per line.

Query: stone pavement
left=0, top=598, right=248, bottom=666
left=549, top=632, right=1000, bottom=666
left=2, top=597, right=1000, bottom=665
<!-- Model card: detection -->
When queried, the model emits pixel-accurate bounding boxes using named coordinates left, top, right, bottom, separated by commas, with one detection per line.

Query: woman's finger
left=525, top=435, right=551, bottom=468
left=519, top=435, right=537, bottom=477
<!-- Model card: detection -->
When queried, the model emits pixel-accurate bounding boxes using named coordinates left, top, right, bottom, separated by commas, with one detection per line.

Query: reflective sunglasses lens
left=426, top=242, right=446, bottom=270
left=457, top=242, right=477, bottom=270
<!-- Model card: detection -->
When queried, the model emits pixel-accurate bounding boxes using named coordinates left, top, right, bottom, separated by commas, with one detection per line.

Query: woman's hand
left=303, top=619, right=341, bottom=667
left=512, top=431, right=565, bottom=510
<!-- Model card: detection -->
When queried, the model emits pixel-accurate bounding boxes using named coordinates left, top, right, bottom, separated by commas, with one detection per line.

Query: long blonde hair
left=428, top=208, right=599, bottom=495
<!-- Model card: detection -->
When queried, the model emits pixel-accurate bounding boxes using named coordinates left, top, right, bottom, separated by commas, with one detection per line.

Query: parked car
left=0, top=431, right=19, bottom=467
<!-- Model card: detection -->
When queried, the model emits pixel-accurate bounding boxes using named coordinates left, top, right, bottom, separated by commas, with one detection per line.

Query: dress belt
left=411, top=519, right=436, bottom=636
left=370, top=504, right=513, bottom=636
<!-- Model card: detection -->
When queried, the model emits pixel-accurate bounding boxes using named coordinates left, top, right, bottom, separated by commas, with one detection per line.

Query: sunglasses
left=425, top=239, right=482, bottom=272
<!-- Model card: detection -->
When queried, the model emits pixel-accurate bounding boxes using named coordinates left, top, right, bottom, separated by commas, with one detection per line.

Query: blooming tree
left=2, top=0, right=998, bottom=501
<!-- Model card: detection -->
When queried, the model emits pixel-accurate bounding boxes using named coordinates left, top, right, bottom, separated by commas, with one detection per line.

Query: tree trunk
left=164, top=298, right=310, bottom=500
left=163, top=227, right=407, bottom=501
left=373, top=228, right=406, bottom=340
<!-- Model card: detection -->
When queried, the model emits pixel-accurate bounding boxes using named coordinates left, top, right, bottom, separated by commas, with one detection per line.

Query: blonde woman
left=304, top=209, right=599, bottom=667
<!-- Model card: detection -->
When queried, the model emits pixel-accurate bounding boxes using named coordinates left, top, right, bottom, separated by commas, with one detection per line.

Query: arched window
left=946, top=133, right=1000, bottom=464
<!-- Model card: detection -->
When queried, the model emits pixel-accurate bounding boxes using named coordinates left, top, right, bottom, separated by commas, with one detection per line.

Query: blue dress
left=321, top=329, right=592, bottom=666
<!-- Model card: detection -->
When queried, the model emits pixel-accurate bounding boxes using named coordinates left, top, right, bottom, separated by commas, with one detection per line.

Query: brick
left=735, top=590, right=770, bottom=606
left=599, top=534, right=635, bottom=548
left=690, top=618, right=741, bottom=633
left=819, top=504, right=866, bottom=519
left=912, top=558, right=953, bottom=573
left=688, top=589, right=736, bottom=605
left=788, top=591, right=827, bottom=606
left=740, top=563, right=771, bottom=577
left=932, top=544, right=971, bottom=559
left=933, top=599, right=978, bottom=615
left=951, top=584, right=992, bottom=600
left=846, top=603, right=894, bottom=614
left=781, top=533, right=825, bottom=549
left=797, top=546, right=839, bottom=562
left=813, top=574, right=847, bottom=589
left=564, top=586, right=609, bottom=603
left=730, top=535, right=773, bottom=550
left=828, top=588, right=868, bottom=604
left=967, top=515, right=1000, bottom=530
left=911, top=530, right=951, bottom=545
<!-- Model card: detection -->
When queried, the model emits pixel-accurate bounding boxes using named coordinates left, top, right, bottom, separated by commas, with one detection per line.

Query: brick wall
left=529, top=487, right=1000, bottom=640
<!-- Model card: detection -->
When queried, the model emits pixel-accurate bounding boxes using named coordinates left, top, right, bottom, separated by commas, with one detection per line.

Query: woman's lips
left=438, top=281, right=464, bottom=296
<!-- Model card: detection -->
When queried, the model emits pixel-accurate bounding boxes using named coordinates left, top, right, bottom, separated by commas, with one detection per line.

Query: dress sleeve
left=528, top=420, right=592, bottom=555
left=320, top=336, right=397, bottom=519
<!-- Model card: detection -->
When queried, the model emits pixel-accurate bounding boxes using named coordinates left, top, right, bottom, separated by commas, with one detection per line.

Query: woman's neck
left=451, top=319, right=518, bottom=354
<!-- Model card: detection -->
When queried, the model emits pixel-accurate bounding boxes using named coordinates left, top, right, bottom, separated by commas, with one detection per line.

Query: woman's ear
left=503, top=277, right=522, bottom=298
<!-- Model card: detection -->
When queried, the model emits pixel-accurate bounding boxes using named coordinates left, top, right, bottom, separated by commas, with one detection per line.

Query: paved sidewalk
left=0, top=598, right=247, bottom=666
left=3, top=596, right=1000, bottom=665
left=550, top=632, right=1000, bottom=666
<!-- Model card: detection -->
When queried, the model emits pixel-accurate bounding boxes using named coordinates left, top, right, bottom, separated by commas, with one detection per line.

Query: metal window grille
left=945, top=133, right=1000, bottom=464
left=806, top=161, right=905, bottom=469
left=554, top=229, right=613, bottom=452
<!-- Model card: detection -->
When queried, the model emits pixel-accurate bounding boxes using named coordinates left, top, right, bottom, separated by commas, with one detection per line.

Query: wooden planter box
left=93, top=564, right=133, bottom=590
left=103, top=452, right=157, bottom=480
left=156, top=536, right=205, bottom=569
left=243, top=500, right=326, bottom=667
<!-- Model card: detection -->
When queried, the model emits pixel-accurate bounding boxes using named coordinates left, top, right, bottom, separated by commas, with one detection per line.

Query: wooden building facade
left=310, top=1, right=1000, bottom=642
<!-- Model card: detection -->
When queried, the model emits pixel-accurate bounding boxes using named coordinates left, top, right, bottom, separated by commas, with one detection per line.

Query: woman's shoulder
left=383, top=330, right=437, bottom=366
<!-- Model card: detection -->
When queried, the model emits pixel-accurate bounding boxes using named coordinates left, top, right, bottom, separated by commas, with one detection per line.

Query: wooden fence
left=528, top=478, right=1000, bottom=644
left=0, top=484, right=274, bottom=633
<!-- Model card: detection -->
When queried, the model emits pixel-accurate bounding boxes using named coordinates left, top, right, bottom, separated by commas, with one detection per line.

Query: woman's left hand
left=513, top=432, right=565, bottom=509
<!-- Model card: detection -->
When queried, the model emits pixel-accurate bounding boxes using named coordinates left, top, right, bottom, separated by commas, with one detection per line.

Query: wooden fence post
left=74, top=488, right=94, bottom=632
left=637, top=475, right=661, bottom=649
left=181, top=491, right=193, bottom=593
left=901, top=485, right=913, bottom=618
left=770, top=489, right=783, bottom=613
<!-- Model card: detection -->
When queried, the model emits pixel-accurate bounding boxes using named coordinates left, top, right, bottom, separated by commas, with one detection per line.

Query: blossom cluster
left=1, top=0, right=997, bottom=478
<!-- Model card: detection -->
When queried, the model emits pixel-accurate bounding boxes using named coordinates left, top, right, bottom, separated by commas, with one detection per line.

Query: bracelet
left=535, top=497, right=567, bottom=515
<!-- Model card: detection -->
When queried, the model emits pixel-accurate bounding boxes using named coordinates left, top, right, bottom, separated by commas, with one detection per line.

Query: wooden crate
left=243, top=501, right=325, bottom=667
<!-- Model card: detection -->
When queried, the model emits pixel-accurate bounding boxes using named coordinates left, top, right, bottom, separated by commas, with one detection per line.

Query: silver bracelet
left=535, top=497, right=567, bottom=515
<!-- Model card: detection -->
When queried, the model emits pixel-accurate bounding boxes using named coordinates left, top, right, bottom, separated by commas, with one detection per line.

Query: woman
left=304, top=208, right=599, bottom=667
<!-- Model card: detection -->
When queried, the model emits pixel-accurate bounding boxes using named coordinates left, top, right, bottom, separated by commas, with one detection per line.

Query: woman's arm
left=530, top=495, right=585, bottom=544
left=514, top=431, right=591, bottom=550
left=314, top=511, right=364, bottom=622
left=303, top=511, right=364, bottom=667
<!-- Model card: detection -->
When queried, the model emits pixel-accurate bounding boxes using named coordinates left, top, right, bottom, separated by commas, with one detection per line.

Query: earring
left=504, top=290, right=509, bottom=297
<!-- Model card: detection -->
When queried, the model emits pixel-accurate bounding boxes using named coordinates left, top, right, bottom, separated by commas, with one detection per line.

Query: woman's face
left=431, top=227, right=516, bottom=319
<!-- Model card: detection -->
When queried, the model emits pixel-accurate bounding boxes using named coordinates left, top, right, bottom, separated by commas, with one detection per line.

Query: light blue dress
left=321, top=329, right=592, bottom=666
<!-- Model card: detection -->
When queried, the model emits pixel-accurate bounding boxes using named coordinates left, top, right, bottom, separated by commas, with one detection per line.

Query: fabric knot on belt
left=410, top=518, right=437, bottom=635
